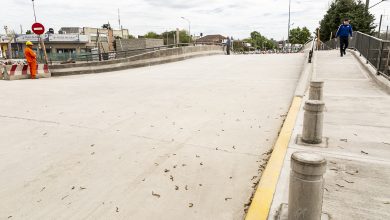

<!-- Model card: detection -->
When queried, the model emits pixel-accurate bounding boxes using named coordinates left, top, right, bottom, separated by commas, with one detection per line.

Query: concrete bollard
left=288, top=151, right=327, bottom=220
left=302, top=100, right=325, bottom=144
left=309, top=80, right=324, bottom=101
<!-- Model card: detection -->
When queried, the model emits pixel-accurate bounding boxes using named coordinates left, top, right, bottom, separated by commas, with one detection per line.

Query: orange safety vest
left=24, top=47, right=37, bottom=63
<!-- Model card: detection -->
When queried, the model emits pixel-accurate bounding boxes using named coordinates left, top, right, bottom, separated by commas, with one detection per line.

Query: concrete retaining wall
left=50, top=45, right=224, bottom=76
left=116, top=38, right=164, bottom=51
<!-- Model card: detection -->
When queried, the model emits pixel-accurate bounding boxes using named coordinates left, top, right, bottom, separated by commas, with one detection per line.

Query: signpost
left=32, top=22, right=48, bottom=64
left=32, top=23, right=45, bottom=35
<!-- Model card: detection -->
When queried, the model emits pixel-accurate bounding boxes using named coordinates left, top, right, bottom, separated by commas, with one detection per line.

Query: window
left=57, top=49, right=76, bottom=54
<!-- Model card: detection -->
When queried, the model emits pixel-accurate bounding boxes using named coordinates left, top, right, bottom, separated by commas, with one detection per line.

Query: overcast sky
left=1, top=0, right=389, bottom=40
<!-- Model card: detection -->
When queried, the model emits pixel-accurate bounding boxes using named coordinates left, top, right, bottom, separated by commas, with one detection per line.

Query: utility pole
left=31, top=0, right=48, bottom=64
left=118, top=8, right=123, bottom=38
left=386, top=25, right=389, bottom=40
left=166, top=30, right=169, bottom=45
left=96, top=28, right=101, bottom=61
left=378, top=14, right=383, bottom=38
left=176, top=28, right=180, bottom=46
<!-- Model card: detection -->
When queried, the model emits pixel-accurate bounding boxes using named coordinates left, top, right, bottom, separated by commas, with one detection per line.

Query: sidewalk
left=268, top=50, right=390, bottom=220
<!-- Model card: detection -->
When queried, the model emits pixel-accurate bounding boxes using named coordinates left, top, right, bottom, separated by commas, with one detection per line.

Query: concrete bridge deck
left=0, top=54, right=304, bottom=219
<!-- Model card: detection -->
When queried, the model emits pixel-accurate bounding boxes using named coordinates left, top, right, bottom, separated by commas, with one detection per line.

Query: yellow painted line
left=245, top=96, right=302, bottom=220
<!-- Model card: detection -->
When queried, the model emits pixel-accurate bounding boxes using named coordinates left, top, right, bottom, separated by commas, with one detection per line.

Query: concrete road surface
left=0, top=54, right=304, bottom=220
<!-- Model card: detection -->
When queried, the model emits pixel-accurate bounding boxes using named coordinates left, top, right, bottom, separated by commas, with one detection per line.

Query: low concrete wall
left=50, top=45, right=224, bottom=76
left=116, top=38, right=164, bottom=51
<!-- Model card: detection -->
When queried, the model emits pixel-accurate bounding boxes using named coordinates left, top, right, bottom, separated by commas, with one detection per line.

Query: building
left=11, top=33, right=89, bottom=60
left=0, top=35, right=12, bottom=59
left=195, top=34, right=227, bottom=44
left=59, top=27, right=130, bottom=52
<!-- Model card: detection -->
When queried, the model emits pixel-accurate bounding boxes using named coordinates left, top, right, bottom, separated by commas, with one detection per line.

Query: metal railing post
left=377, top=41, right=384, bottom=74
left=367, top=37, right=371, bottom=64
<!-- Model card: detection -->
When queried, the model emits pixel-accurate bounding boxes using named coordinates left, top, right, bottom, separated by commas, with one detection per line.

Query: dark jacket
left=336, top=24, right=353, bottom=38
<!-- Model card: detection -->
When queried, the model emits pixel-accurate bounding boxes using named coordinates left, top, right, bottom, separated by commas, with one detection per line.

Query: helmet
left=26, top=41, right=34, bottom=46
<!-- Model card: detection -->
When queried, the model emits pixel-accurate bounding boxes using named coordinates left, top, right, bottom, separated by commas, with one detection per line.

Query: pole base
left=296, top=134, right=329, bottom=148
left=276, top=203, right=330, bottom=220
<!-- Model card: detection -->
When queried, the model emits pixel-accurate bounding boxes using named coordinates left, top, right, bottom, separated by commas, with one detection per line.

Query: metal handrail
left=308, top=37, right=316, bottom=63
left=55, top=42, right=223, bottom=64
left=323, top=31, right=390, bottom=77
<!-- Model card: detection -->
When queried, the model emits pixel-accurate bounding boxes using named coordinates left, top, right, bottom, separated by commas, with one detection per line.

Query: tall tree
left=247, top=31, right=276, bottom=50
left=289, top=27, right=312, bottom=44
left=319, top=0, right=375, bottom=41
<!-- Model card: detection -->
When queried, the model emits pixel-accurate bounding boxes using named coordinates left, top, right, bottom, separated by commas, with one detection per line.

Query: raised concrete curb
left=50, top=45, right=224, bottom=76
left=245, top=48, right=315, bottom=220
left=351, top=50, right=390, bottom=94
left=294, top=53, right=314, bottom=97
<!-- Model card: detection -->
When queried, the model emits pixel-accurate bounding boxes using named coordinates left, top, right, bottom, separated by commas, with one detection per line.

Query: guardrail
left=308, top=38, right=316, bottom=63
left=11, top=43, right=223, bottom=64
left=297, top=37, right=316, bottom=63
left=323, top=31, right=390, bottom=78
left=67, top=43, right=222, bottom=63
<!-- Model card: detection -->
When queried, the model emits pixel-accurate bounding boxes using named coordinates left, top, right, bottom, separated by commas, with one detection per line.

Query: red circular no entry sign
left=32, top=23, right=45, bottom=35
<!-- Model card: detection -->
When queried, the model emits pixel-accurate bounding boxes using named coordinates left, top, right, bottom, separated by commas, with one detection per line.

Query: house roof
left=195, top=34, right=227, bottom=43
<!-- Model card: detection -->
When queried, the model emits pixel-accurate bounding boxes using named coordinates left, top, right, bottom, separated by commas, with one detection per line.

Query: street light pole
left=181, top=17, right=191, bottom=43
left=287, top=0, right=292, bottom=52
left=288, top=0, right=291, bottom=42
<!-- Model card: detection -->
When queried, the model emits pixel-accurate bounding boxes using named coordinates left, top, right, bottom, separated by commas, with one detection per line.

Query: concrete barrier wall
left=50, top=45, right=224, bottom=76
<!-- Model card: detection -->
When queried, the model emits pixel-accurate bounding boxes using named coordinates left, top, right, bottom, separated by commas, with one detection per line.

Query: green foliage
left=102, top=23, right=112, bottom=30
left=233, top=41, right=251, bottom=52
left=26, top=30, right=32, bottom=34
left=179, top=30, right=191, bottom=43
left=160, top=30, right=191, bottom=45
left=128, top=35, right=135, bottom=39
left=289, top=27, right=312, bottom=44
left=246, top=31, right=277, bottom=50
left=144, top=32, right=161, bottom=39
left=319, top=0, right=375, bottom=41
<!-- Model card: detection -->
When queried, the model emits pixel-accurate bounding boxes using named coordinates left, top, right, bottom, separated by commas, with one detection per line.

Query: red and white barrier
left=2, top=64, right=51, bottom=80
left=0, top=64, right=5, bottom=79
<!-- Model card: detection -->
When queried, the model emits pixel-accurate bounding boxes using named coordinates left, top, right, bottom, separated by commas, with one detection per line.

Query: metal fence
left=11, top=43, right=222, bottom=64
left=323, top=31, right=390, bottom=78
left=73, top=43, right=223, bottom=63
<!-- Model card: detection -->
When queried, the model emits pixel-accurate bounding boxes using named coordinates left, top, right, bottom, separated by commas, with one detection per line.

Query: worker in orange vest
left=24, top=41, right=38, bottom=79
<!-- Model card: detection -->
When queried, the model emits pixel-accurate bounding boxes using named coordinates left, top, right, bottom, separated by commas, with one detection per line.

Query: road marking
left=245, top=96, right=302, bottom=220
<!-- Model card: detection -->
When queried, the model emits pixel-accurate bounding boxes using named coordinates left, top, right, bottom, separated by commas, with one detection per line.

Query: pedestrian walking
left=24, top=41, right=38, bottom=79
left=226, top=36, right=231, bottom=55
left=336, top=18, right=353, bottom=57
